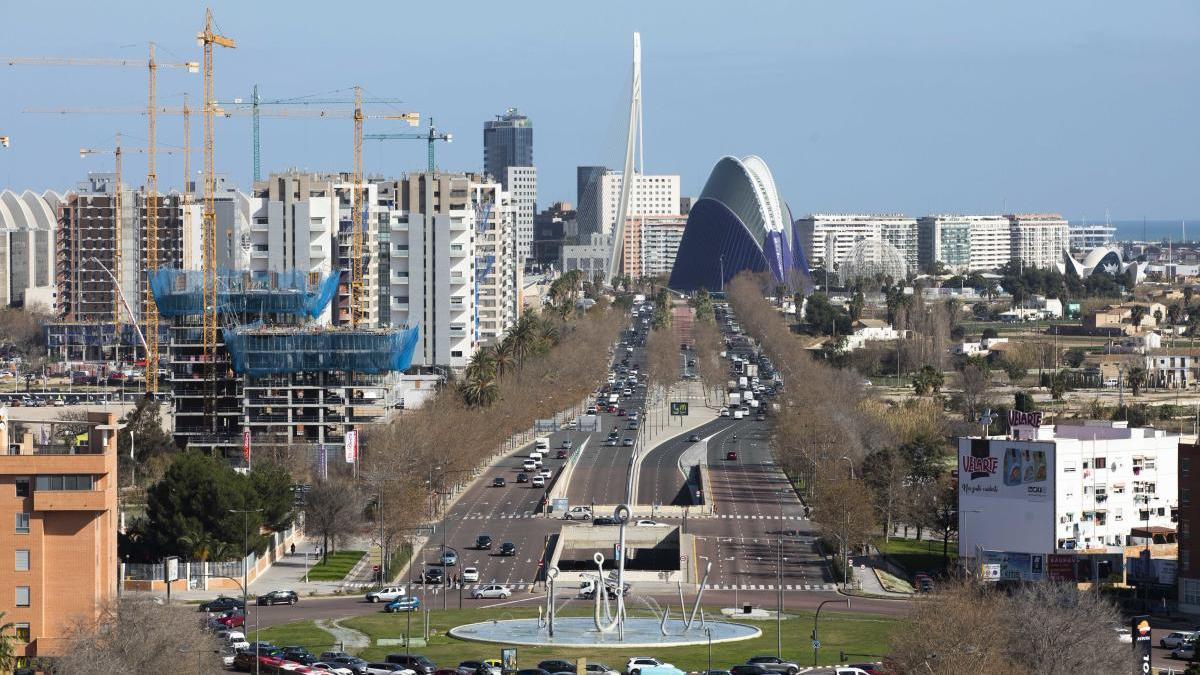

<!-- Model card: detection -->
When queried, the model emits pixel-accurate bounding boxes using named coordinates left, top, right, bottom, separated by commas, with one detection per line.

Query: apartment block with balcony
left=471, top=179, right=520, bottom=346
left=0, top=410, right=118, bottom=665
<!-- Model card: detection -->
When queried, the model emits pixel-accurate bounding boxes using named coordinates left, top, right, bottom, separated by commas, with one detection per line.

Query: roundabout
left=448, top=616, right=761, bottom=648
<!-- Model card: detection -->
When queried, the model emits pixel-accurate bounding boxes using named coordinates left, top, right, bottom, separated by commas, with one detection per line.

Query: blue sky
left=1, top=0, right=1198, bottom=219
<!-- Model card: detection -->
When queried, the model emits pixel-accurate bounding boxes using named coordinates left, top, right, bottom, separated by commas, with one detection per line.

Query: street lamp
left=704, top=626, right=713, bottom=673
left=229, top=505, right=263, bottom=670
left=812, top=597, right=851, bottom=666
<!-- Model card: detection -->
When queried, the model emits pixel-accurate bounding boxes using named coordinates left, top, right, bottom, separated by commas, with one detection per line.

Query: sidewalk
left=847, top=551, right=913, bottom=599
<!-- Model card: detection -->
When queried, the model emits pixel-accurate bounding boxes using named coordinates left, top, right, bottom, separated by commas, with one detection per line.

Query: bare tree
left=889, top=579, right=1127, bottom=674
left=304, top=475, right=363, bottom=560
left=958, top=361, right=993, bottom=422
left=53, top=596, right=222, bottom=674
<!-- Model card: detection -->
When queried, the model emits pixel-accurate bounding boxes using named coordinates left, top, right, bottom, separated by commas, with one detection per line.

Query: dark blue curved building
left=669, top=155, right=811, bottom=294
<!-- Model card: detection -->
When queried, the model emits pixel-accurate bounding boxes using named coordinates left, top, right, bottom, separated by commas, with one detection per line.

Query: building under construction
left=150, top=267, right=418, bottom=465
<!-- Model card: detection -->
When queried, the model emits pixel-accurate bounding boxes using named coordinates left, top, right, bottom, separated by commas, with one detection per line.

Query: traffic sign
left=811, top=640, right=821, bottom=649
left=372, top=565, right=380, bottom=572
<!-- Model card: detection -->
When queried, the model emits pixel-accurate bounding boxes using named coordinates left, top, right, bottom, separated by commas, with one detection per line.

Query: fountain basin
left=448, top=617, right=761, bottom=648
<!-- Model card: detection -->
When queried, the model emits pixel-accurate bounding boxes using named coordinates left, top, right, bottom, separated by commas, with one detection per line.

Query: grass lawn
left=305, top=550, right=366, bottom=581
left=876, top=537, right=955, bottom=577
left=246, top=605, right=899, bottom=668
left=257, top=621, right=339, bottom=653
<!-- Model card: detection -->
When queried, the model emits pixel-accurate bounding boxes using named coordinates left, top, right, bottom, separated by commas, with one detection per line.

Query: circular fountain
left=448, top=506, right=760, bottom=648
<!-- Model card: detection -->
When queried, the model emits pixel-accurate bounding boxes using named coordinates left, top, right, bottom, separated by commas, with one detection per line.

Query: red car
left=555, top=450, right=568, bottom=459
left=215, top=610, right=245, bottom=628
left=726, top=450, right=738, bottom=461
left=616, top=408, right=627, bottom=417
left=607, top=405, right=618, bottom=414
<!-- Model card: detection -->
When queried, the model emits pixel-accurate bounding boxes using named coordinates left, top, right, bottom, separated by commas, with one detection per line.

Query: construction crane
left=198, top=8, right=235, bottom=427
left=363, top=117, right=452, bottom=173
left=4, top=47, right=198, bottom=395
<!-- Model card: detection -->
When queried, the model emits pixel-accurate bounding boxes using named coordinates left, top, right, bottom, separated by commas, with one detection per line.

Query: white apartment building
left=0, top=189, right=59, bottom=309
left=958, top=418, right=1178, bottom=559
left=471, top=179, right=521, bottom=345
left=796, top=214, right=918, bottom=272
left=621, top=214, right=686, bottom=279
left=917, top=215, right=1010, bottom=273
left=562, top=233, right=612, bottom=280
left=593, top=172, right=681, bottom=237
left=1008, top=213, right=1068, bottom=269
left=1069, top=222, right=1117, bottom=251
left=506, top=166, right=537, bottom=265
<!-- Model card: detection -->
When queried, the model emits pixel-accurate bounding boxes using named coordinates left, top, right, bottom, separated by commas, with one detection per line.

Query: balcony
left=34, top=490, right=107, bottom=512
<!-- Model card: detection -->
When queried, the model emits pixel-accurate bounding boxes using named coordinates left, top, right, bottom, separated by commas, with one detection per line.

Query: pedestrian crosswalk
left=702, top=583, right=838, bottom=591
left=416, top=582, right=537, bottom=593
left=712, top=514, right=807, bottom=521
left=456, top=512, right=538, bottom=520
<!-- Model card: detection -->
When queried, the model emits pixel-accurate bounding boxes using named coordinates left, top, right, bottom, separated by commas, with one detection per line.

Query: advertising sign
left=501, top=648, right=518, bottom=674
left=344, top=429, right=358, bottom=464
left=1047, top=554, right=1076, bottom=582
left=551, top=498, right=569, bottom=513
left=1008, top=410, right=1043, bottom=428
left=670, top=402, right=689, bottom=416
left=1131, top=615, right=1151, bottom=672
left=164, top=556, right=179, bottom=583
left=242, top=429, right=251, bottom=463
left=979, top=549, right=1044, bottom=582
left=960, top=440, right=1051, bottom=501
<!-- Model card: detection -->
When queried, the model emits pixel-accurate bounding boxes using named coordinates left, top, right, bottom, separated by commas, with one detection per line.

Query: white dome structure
left=0, top=189, right=60, bottom=307
left=1059, top=245, right=1142, bottom=284
left=839, top=238, right=908, bottom=286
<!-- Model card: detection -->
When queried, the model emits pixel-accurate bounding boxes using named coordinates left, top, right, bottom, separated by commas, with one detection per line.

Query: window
left=13, top=624, right=28, bottom=643
left=1187, top=488, right=1193, bottom=507
left=1082, top=460, right=1090, bottom=470
left=34, top=475, right=93, bottom=491
left=1095, top=457, right=1107, bottom=469
left=15, top=550, right=28, bottom=572
left=451, top=350, right=463, bottom=358
left=14, top=478, right=28, bottom=498
left=15, top=587, right=29, bottom=607
left=15, top=513, right=28, bottom=534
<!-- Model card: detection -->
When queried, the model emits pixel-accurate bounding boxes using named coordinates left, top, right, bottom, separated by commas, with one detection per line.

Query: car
left=539, top=467, right=552, bottom=479
left=586, top=407, right=598, bottom=415
left=216, top=629, right=250, bottom=651
left=832, top=669, right=871, bottom=675
left=720, top=407, right=730, bottom=417
left=459, top=662, right=501, bottom=675
left=623, top=438, right=634, bottom=447
left=627, top=421, right=639, bottom=430
left=472, top=584, right=512, bottom=599
left=233, top=653, right=282, bottom=672
left=539, top=661, right=575, bottom=673
left=746, top=657, right=800, bottom=675
left=199, top=596, right=244, bottom=613
left=562, top=439, right=573, bottom=449
left=386, top=654, right=437, bottom=674
left=442, top=548, right=458, bottom=566
left=499, top=542, right=517, bottom=556
left=756, top=414, right=765, bottom=422
left=726, top=450, right=738, bottom=461
left=385, top=596, right=422, bottom=613
left=584, top=664, right=620, bottom=675
left=311, top=664, right=356, bottom=675
left=475, top=535, right=493, bottom=550
left=492, top=477, right=507, bottom=487
left=616, top=408, right=627, bottom=417
left=515, top=670, right=551, bottom=675
left=556, top=449, right=568, bottom=459
left=1163, top=631, right=1197, bottom=649
left=423, top=568, right=445, bottom=584
left=365, top=587, right=406, bottom=603
left=461, top=567, right=480, bottom=583
left=845, top=666, right=887, bottom=674
left=564, top=506, right=593, bottom=520
left=257, top=589, right=299, bottom=606
left=516, top=472, right=530, bottom=483
left=282, top=647, right=319, bottom=665
left=728, top=667, right=771, bottom=675
left=247, top=642, right=282, bottom=656
left=593, top=516, right=618, bottom=526
left=604, top=438, right=618, bottom=447
left=366, top=663, right=417, bottom=674
left=323, top=654, right=371, bottom=675
left=626, top=658, right=675, bottom=675
left=635, top=519, right=665, bottom=527
left=214, top=610, right=245, bottom=628
left=532, top=475, right=545, bottom=487
left=1114, top=627, right=1133, bottom=644
left=688, top=434, right=701, bottom=442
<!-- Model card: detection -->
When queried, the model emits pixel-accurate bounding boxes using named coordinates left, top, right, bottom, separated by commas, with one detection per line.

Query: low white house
left=844, top=319, right=900, bottom=351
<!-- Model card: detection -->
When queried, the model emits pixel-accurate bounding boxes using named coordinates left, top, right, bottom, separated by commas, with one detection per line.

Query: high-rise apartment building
left=0, top=410, right=118, bottom=665
left=483, top=109, right=535, bottom=264
left=580, top=171, right=680, bottom=239
left=575, top=166, right=607, bottom=238
left=1008, top=214, right=1069, bottom=269
left=1069, top=222, right=1117, bottom=251
left=471, top=179, right=520, bottom=345
left=0, top=190, right=59, bottom=309
left=796, top=214, right=918, bottom=272
left=622, top=214, right=686, bottom=280
left=533, top=202, right=576, bottom=270
left=917, top=215, right=1011, bottom=273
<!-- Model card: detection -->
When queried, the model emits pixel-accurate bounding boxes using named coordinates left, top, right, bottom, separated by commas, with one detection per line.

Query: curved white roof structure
left=738, top=155, right=787, bottom=235
left=0, top=190, right=59, bottom=232
left=1082, top=246, right=1121, bottom=270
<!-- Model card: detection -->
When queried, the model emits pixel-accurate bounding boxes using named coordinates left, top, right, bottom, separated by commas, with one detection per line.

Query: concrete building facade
left=622, top=214, right=686, bottom=280
left=1008, top=213, right=1069, bottom=269
left=1069, top=222, right=1117, bottom=251
left=797, top=214, right=918, bottom=272
left=595, top=172, right=680, bottom=238
left=562, top=233, right=612, bottom=281
left=0, top=410, right=118, bottom=664
left=917, top=215, right=1011, bottom=273
left=483, top=109, right=535, bottom=265
left=533, top=202, right=575, bottom=271
left=471, top=179, right=520, bottom=346
left=0, top=190, right=59, bottom=309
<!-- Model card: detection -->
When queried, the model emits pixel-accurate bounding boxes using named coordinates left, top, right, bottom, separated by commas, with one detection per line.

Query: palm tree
left=0, top=612, right=17, bottom=673
left=459, top=373, right=500, bottom=407
left=1127, top=366, right=1147, bottom=397
left=489, top=341, right=516, bottom=378
left=465, top=348, right=496, bottom=382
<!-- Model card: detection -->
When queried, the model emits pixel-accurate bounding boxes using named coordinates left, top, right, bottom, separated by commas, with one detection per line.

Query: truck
left=535, top=437, right=550, bottom=452
left=728, top=392, right=742, bottom=406
left=745, top=363, right=759, bottom=378
left=733, top=409, right=746, bottom=420
left=727, top=379, right=738, bottom=391
left=738, top=376, right=748, bottom=389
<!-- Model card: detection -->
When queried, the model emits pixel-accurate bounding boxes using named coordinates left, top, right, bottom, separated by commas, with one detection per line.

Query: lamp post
left=705, top=626, right=713, bottom=673
left=228, top=507, right=263, bottom=624
left=839, top=457, right=854, bottom=590
left=202, top=573, right=260, bottom=675
left=812, top=597, right=850, bottom=666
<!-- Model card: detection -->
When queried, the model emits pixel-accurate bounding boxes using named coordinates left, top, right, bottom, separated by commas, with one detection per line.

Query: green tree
left=137, top=452, right=267, bottom=561
left=1130, top=305, right=1146, bottom=329
left=1127, top=366, right=1147, bottom=396
left=117, top=400, right=176, bottom=485
left=248, top=461, right=296, bottom=531
left=912, top=365, right=945, bottom=396
left=0, top=612, right=17, bottom=673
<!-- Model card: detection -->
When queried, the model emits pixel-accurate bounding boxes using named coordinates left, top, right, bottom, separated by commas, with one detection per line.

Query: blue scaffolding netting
left=222, top=323, right=420, bottom=376
left=149, top=268, right=340, bottom=319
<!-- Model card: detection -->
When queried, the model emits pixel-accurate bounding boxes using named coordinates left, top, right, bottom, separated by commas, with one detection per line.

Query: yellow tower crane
left=4, top=49, right=198, bottom=395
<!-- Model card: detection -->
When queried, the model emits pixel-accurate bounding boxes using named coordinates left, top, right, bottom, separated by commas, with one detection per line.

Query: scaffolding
left=222, top=324, right=419, bottom=376
left=149, top=268, right=339, bottom=319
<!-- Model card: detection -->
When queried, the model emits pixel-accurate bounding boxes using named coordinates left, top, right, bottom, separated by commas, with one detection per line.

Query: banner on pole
left=242, top=429, right=251, bottom=463
left=345, top=429, right=359, bottom=464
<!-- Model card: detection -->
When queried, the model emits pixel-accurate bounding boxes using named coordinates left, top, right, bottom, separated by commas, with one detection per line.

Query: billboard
left=344, top=429, right=358, bottom=464
left=978, top=549, right=1048, bottom=582
left=670, top=402, right=689, bottom=416
left=958, top=437, right=1056, bottom=557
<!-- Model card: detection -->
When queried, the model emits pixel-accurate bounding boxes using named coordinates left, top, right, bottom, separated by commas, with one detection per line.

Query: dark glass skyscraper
left=483, top=108, right=533, bottom=183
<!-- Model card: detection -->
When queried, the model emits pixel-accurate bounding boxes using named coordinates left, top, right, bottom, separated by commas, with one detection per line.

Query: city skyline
left=0, top=0, right=1197, bottom=219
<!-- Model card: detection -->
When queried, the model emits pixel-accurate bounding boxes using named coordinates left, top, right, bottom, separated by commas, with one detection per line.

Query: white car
left=215, top=629, right=249, bottom=651
left=461, top=567, right=479, bottom=583
left=310, top=665, right=354, bottom=675
left=539, top=468, right=552, bottom=479
left=626, top=657, right=674, bottom=675
left=719, top=407, right=730, bottom=417
left=1161, top=631, right=1196, bottom=649
left=472, top=584, right=512, bottom=599
left=834, top=669, right=870, bottom=675
left=564, top=506, right=593, bottom=521
left=634, top=520, right=665, bottom=527
left=532, top=475, right=545, bottom=487
left=364, top=586, right=406, bottom=603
